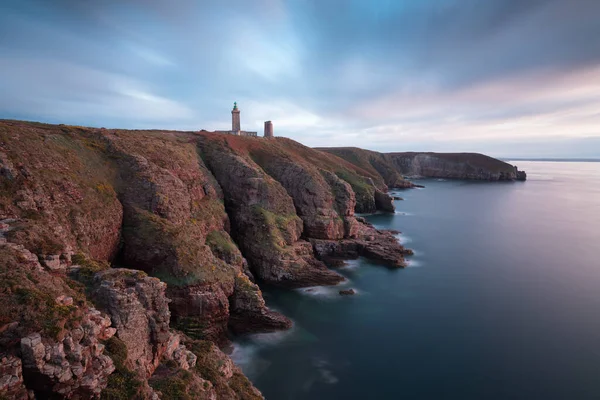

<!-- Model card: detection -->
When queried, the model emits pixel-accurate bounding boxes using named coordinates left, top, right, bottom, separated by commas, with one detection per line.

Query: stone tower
left=231, top=102, right=240, bottom=135
left=264, top=121, right=273, bottom=138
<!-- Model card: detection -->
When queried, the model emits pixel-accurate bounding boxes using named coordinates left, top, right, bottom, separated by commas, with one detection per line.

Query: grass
left=102, top=337, right=144, bottom=400
left=205, top=230, right=241, bottom=265
left=0, top=246, right=83, bottom=339
left=71, top=252, right=110, bottom=286
left=172, top=317, right=208, bottom=341
left=123, top=208, right=234, bottom=287
left=150, top=369, right=197, bottom=400
left=0, top=120, right=121, bottom=259
left=250, top=205, right=301, bottom=249
left=335, top=170, right=376, bottom=212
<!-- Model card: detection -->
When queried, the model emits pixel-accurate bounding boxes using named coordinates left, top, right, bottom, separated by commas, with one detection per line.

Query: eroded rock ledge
left=311, top=217, right=412, bottom=268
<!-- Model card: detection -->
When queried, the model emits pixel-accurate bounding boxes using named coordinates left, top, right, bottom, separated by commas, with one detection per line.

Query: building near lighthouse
left=264, top=121, right=273, bottom=138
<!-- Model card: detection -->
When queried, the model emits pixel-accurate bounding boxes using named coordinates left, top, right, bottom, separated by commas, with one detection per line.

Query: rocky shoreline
left=0, top=120, right=524, bottom=399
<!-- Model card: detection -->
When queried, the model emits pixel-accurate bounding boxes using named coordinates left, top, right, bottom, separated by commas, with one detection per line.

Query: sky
left=1, top=0, right=599, bottom=158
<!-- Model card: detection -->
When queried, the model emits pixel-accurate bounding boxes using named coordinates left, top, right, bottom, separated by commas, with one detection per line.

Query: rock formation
left=0, top=119, right=525, bottom=398
left=197, top=135, right=346, bottom=287
left=0, top=355, right=31, bottom=400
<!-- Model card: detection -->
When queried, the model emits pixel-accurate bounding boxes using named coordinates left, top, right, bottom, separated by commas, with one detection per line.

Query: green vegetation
left=205, top=230, right=243, bottom=266
left=186, top=339, right=263, bottom=400
left=187, top=341, right=221, bottom=384
left=205, top=230, right=237, bottom=257
left=0, top=121, right=121, bottom=260
left=4, top=219, right=65, bottom=255
left=71, top=252, right=110, bottom=286
left=125, top=208, right=233, bottom=287
left=0, top=245, right=87, bottom=339
left=150, top=369, right=196, bottom=400
left=250, top=205, right=300, bottom=249
left=95, top=182, right=116, bottom=200
left=335, top=170, right=376, bottom=212
left=229, top=371, right=262, bottom=399
left=335, top=170, right=373, bottom=194
left=102, top=337, right=144, bottom=400
left=172, top=317, right=208, bottom=341
left=252, top=205, right=299, bottom=232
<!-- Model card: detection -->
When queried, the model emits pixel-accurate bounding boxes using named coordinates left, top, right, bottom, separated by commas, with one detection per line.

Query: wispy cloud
left=0, top=0, right=599, bottom=157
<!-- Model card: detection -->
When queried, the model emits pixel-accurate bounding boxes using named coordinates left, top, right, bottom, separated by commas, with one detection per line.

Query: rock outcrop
left=198, top=134, right=410, bottom=277
left=198, top=135, right=346, bottom=287
left=0, top=121, right=276, bottom=398
left=20, top=312, right=116, bottom=398
left=311, top=220, right=411, bottom=268
left=101, top=129, right=288, bottom=343
left=89, top=268, right=175, bottom=377
left=228, top=273, right=292, bottom=334
left=0, top=242, right=119, bottom=398
left=86, top=266, right=260, bottom=399
left=0, top=355, right=32, bottom=400
left=315, top=147, right=414, bottom=189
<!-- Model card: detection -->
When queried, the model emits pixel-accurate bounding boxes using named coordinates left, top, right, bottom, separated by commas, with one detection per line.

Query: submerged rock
left=339, top=289, right=356, bottom=296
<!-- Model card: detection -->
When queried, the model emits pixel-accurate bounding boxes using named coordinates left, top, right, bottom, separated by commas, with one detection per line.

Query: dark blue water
left=233, top=161, right=600, bottom=400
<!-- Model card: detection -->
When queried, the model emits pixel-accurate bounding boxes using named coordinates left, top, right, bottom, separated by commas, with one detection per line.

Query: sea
left=232, top=161, right=600, bottom=400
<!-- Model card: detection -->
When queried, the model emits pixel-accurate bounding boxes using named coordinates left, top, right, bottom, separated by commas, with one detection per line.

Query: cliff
left=0, top=120, right=410, bottom=399
left=319, top=148, right=527, bottom=183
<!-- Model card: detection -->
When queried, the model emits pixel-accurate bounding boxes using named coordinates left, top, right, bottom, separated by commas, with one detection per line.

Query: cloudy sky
left=1, top=0, right=599, bottom=157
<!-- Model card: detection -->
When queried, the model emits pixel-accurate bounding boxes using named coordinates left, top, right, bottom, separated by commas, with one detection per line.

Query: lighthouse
left=231, top=101, right=241, bottom=135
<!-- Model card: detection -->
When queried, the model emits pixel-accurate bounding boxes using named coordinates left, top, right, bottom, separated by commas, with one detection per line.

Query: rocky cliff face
left=321, top=148, right=527, bottom=182
left=0, top=120, right=414, bottom=399
left=0, top=242, right=116, bottom=399
left=387, top=152, right=527, bottom=180
left=198, top=134, right=409, bottom=284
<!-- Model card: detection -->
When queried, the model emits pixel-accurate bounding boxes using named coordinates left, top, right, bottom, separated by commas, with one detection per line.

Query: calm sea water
left=233, top=161, right=600, bottom=400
